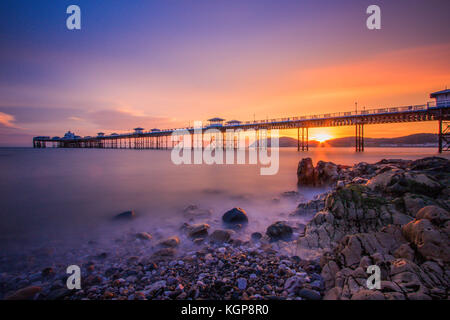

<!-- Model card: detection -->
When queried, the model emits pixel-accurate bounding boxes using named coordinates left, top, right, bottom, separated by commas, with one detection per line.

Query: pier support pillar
left=438, top=117, right=450, bottom=153
left=355, top=123, right=364, bottom=152
left=298, top=127, right=309, bottom=151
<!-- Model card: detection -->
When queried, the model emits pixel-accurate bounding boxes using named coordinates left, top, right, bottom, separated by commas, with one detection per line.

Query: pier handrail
left=34, top=100, right=450, bottom=140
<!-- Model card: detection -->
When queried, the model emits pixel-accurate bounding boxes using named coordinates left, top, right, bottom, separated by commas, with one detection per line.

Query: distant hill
left=257, top=133, right=438, bottom=147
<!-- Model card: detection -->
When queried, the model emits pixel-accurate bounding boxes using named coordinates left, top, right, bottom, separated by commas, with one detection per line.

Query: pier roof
left=430, top=89, right=450, bottom=98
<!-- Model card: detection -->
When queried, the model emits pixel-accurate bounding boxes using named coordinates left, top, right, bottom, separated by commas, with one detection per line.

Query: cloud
left=0, top=112, right=17, bottom=128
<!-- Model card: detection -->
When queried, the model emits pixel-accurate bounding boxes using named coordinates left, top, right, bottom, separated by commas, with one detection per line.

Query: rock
left=251, top=232, right=262, bottom=242
left=222, top=208, right=248, bottom=224
left=46, top=288, right=71, bottom=300
left=297, top=288, right=321, bottom=300
left=297, top=158, right=340, bottom=186
left=187, top=223, right=210, bottom=238
left=281, top=191, right=299, bottom=198
left=351, top=289, right=385, bottom=300
left=158, top=236, right=180, bottom=248
left=266, top=221, right=293, bottom=240
left=402, top=218, right=450, bottom=263
left=114, top=210, right=135, bottom=220
left=415, top=205, right=449, bottom=226
left=393, top=244, right=415, bottom=261
left=297, top=158, right=316, bottom=185
left=152, top=248, right=176, bottom=258
left=316, top=160, right=339, bottom=185
left=209, top=229, right=233, bottom=243
left=6, top=286, right=42, bottom=300
left=183, top=205, right=212, bottom=220
left=136, top=232, right=152, bottom=240
left=284, top=275, right=306, bottom=294
left=146, top=280, right=166, bottom=295
left=41, top=267, right=54, bottom=277
left=237, top=278, right=247, bottom=290
left=293, top=198, right=325, bottom=216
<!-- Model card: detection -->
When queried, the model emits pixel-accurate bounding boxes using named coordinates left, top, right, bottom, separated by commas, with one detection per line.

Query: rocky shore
left=1, top=156, right=449, bottom=300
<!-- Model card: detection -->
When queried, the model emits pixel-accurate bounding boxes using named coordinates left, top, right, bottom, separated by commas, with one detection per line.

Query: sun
left=312, top=133, right=333, bottom=143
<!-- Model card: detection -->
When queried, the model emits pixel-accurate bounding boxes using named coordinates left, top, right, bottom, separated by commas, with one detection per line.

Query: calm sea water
left=0, top=147, right=447, bottom=254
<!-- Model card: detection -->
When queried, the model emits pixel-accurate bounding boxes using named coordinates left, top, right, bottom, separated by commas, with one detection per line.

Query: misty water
left=0, top=147, right=448, bottom=257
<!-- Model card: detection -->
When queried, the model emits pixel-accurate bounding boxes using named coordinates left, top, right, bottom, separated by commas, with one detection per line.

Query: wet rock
left=222, top=208, right=248, bottom=224
left=237, top=278, right=247, bottom=290
left=114, top=210, right=135, bottom=220
left=298, top=288, right=321, bottom=300
left=46, top=288, right=71, bottom=300
left=6, top=286, right=42, bottom=300
left=297, top=158, right=340, bottom=186
left=316, top=160, right=339, bottom=185
left=152, top=248, right=176, bottom=258
left=136, top=232, right=152, bottom=240
left=158, top=236, right=180, bottom=248
left=183, top=205, right=212, bottom=220
left=266, top=221, right=293, bottom=241
left=41, top=267, right=54, bottom=277
left=209, top=230, right=233, bottom=243
left=251, top=232, right=262, bottom=242
left=187, top=223, right=210, bottom=239
left=297, top=158, right=316, bottom=185
left=402, top=216, right=450, bottom=263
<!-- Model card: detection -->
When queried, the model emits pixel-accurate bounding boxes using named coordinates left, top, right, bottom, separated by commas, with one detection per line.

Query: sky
left=0, top=0, right=449, bottom=146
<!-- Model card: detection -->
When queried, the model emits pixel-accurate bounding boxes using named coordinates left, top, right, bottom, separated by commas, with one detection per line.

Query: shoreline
left=1, top=156, right=449, bottom=300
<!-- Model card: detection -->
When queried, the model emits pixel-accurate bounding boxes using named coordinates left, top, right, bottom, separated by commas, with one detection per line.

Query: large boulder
left=222, top=208, right=248, bottom=224
left=297, top=158, right=342, bottom=186
left=266, top=221, right=293, bottom=240
left=402, top=208, right=450, bottom=263
left=316, top=161, right=339, bottom=185
left=297, top=158, right=316, bottom=185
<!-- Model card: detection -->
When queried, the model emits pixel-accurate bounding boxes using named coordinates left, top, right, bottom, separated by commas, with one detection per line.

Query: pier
left=33, top=91, right=450, bottom=153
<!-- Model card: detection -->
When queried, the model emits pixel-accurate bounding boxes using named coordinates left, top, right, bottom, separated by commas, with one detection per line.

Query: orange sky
left=1, top=1, right=449, bottom=146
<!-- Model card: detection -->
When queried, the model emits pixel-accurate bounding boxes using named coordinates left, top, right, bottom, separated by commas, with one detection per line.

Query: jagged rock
left=266, top=221, right=293, bottom=240
left=293, top=198, right=325, bottom=216
left=298, top=157, right=450, bottom=300
left=415, top=205, right=449, bottom=226
left=297, top=158, right=316, bottom=185
left=297, top=158, right=341, bottom=186
left=402, top=216, right=450, bottom=263
left=316, top=160, right=339, bottom=185
left=222, top=208, right=248, bottom=224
